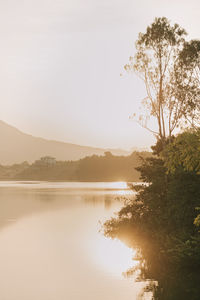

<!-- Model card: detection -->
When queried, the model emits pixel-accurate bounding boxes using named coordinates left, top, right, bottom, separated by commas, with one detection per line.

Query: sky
left=0, top=0, right=200, bottom=150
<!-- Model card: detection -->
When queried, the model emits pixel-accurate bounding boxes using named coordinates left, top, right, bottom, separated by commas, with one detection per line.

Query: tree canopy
left=125, top=17, right=200, bottom=140
left=162, top=129, right=200, bottom=173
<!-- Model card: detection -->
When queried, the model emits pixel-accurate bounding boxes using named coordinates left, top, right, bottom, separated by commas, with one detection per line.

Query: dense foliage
left=104, top=131, right=200, bottom=298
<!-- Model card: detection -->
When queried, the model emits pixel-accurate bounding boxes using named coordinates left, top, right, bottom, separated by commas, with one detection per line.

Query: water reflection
left=0, top=181, right=132, bottom=231
left=91, top=235, right=139, bottom=277
left=0, top=181, right=149, bottom=300
left=117, top=236, right=200, bottom=300
left=129, top=259, right=200, bottom=300
left=0, top=181, right=131, bottom=191
left=83, top=194, right=116, bottom=210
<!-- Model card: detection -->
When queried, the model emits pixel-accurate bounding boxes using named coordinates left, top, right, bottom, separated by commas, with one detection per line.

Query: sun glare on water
left=108, top=181, right=133, bottom=196
left=110, top=182, right=128, bottom=189
left=91, top=234, right=138, bottom=277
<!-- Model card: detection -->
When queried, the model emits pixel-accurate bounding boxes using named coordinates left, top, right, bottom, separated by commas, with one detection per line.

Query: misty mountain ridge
left=0, top=120, right=131, bottom=164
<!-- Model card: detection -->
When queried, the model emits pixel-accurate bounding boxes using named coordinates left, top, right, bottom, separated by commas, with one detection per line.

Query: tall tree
left=176, top=40, right=200, bottom=127
left=125, top=17, right=200, bottom=140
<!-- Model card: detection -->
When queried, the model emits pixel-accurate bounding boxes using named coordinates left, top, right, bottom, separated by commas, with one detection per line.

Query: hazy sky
left=1, top=0, right=200, bottom=149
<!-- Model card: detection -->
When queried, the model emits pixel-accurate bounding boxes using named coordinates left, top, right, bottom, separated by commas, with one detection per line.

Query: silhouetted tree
left=125, top=17, right=200, bottom=140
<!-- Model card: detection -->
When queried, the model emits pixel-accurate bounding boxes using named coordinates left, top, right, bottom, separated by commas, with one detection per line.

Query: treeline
left=0, top=151, right=150, bottom=181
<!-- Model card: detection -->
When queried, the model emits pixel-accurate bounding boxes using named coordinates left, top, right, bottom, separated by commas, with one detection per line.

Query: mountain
left=0, top=120, right=129, bottom=164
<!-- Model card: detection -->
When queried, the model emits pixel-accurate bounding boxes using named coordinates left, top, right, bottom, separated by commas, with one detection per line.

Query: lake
left=0, top=181, right=152, bottom=300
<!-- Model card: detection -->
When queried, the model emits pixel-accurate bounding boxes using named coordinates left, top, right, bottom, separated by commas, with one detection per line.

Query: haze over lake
left=1, top=0, right=200, bottom=298
left=0, top=181, right=151, bottom=300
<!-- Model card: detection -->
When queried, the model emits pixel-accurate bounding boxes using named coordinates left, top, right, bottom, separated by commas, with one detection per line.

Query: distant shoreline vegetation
left=0, top=151, right=151, bottom=182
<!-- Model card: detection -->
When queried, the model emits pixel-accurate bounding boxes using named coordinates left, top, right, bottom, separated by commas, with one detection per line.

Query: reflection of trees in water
left=83, top=194, right=116, bottom=210
left=34, top=190, right=56, bottom=202
left=0, top=188, right=80, bottom=231
left=104, top=197, right=112, bottom=210
left=122, top=246, right=200, bottom=300
left=143, top=268, right=200, bottom=300
left=83, top=194, right=135, bottom=210
left=152, top=271, right=200, bottom=300
left=104, top=217, right=200, bottom=299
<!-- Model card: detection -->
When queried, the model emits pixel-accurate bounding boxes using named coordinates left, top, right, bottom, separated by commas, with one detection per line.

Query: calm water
left=0, top=181, right=151, bottom=300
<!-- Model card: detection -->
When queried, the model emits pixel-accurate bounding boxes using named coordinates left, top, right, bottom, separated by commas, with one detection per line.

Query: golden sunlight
left=109, top=182, right=128, bottom=189
left=91, top=234, right=139, bottom=277
left=107, top=181, right=133, bottom=196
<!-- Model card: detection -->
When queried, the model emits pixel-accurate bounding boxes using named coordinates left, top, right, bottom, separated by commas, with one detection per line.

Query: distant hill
left=0, top=120, right=129, bottom=164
